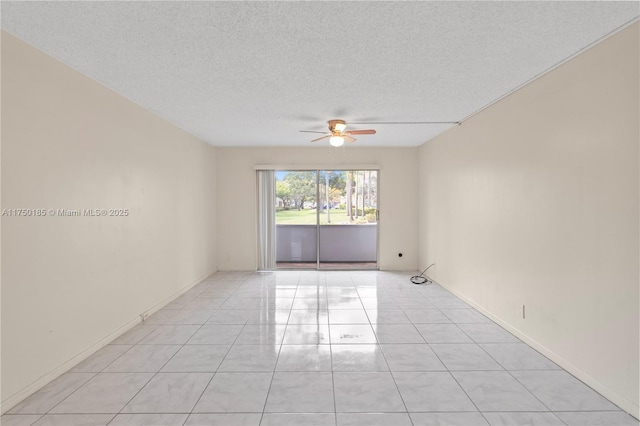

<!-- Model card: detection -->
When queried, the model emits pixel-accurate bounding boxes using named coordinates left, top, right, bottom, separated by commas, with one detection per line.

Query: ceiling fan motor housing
left=328, top=119, right=347, bottom=134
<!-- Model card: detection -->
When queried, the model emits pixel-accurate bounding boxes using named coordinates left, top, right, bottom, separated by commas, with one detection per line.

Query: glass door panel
left=318, top=170, right=378, bottom=270
left=275, top=171, right=318, bottom=269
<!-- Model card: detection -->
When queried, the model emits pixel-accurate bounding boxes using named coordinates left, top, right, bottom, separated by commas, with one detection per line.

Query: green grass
left=276, top=208, right=351, bottom=224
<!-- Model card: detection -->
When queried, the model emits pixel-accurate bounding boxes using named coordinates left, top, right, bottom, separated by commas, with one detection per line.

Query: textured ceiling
left=2, top=1, right=638, bottom=147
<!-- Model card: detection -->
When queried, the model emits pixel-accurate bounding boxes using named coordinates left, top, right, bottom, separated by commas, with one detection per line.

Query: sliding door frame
left=256, top=164, right=381, bottom=271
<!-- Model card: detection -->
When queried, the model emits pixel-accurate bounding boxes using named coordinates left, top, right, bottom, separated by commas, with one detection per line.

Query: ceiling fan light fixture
left=329, top=136, right=344, bottom=147
left=306, top=119, right=376, bottom=146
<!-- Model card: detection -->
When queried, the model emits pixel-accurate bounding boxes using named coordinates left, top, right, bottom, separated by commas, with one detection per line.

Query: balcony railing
left=276, top=224, right=377, bottom=262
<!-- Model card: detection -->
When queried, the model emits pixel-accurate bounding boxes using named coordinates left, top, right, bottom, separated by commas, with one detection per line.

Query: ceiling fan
left=300, top=119, right=376, bottom=147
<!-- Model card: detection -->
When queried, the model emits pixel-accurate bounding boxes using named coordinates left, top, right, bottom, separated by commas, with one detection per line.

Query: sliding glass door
left=317, top=170, right=377, bottom=269
left=274, top=171, right=318, bottom=269
left=272, top=169, right=378, bottom=270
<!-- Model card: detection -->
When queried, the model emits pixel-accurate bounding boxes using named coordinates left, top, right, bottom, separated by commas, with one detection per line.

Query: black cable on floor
left=411, top=263, right=435, bottom=285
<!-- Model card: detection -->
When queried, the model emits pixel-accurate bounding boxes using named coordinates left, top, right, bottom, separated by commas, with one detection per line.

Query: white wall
left=418, top=23, right=639, bottom=417
left=216, top=147, right=418, bottom=271
left=1, top=32, right=217, bottom=410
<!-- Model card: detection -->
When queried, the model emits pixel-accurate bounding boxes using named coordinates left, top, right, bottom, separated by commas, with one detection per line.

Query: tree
left=346, top=171, right=353, bottom=221
left=275, top=180, right=292, bottom=207
left=368, top=171, right=378, bottom=208
left=354, top=171, right=358, bottom=218
left=323, top=171, right=346, bottom=208
left=324, top=172, right=331, bottom=223
left=329, top=171, right=346, bottom=194
left=284, top=172, right=316, bottom=210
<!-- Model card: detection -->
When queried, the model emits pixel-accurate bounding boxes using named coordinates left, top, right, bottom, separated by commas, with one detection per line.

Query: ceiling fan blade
left=310, top=134, right=331, bottom=143
left=300, top=130, right=328, bottom=134
left=345, top=129, right=376, bottom=135
left=343, top=135, right=357, bottom=143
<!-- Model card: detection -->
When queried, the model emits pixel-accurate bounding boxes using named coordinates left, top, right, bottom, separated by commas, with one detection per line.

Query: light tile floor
left=3, top=271, right=638, bottom=426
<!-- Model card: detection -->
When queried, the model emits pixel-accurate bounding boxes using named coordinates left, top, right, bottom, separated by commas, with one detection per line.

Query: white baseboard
left=435, top=280, right=640, bottom=420
left=0, top=270, right=215, bottom=414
